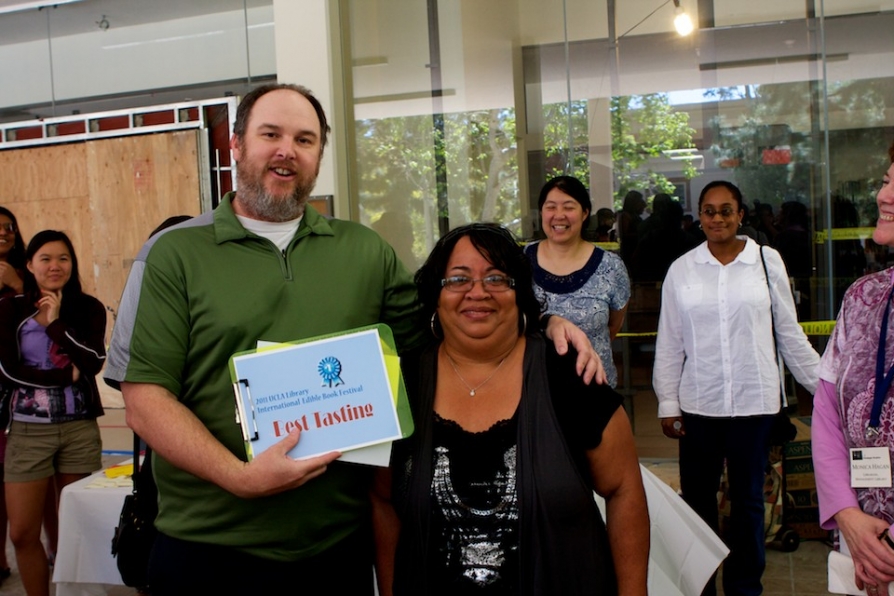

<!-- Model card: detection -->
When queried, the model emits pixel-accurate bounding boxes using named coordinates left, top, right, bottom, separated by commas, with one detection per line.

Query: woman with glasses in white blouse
left=652, top=180, right=819, bottom=596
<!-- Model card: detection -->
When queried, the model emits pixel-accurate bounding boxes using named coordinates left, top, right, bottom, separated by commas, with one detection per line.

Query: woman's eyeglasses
left=700, top=207, right=737, bottom=218
left=441, top=275, right=515, bottom=293
left=0, top=224, right=16, bottom=234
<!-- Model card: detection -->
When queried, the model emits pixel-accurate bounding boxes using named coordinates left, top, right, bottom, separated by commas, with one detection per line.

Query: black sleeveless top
left=392, top=336, right=621, bottom=595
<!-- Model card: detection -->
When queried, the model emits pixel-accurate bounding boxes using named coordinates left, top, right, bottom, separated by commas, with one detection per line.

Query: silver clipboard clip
left=232, top=379, right=259, bottom=442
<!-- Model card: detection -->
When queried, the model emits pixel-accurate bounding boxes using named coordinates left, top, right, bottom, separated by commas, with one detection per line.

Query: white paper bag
left=828, top=550, right=894, bottom=595
left=641, top=465, right=730, bottom=596
left=595, top=466, right=729, bottom=596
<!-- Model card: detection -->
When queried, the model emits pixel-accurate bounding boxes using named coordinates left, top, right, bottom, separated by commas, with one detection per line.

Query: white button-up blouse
left=653, top=237, right=819, bottom=418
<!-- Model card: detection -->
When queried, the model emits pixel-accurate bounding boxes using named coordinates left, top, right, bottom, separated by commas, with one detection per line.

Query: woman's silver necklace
left=444, top=350, right=508, bottom=396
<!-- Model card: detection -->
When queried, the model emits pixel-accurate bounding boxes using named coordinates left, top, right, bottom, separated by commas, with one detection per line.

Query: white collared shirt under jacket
left=653, top=237, right=819, bottom=419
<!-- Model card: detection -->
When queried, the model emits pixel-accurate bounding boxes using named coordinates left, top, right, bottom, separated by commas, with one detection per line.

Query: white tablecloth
left=52, top=467, right=132, bottom=596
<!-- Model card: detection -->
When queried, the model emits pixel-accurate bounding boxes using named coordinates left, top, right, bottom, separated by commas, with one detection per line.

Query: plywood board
left=0, top=143, right=88, bottom=202
left=87, top=130, right=202, bottom=322
left=0, top=142, right=93, bottom=300
left=0, top=131, right=203, bottom=408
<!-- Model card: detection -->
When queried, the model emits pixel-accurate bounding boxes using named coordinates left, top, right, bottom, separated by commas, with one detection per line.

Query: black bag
left=768, top=409, right=797, bottom=446
left=111, top=434, right=157, bottom=589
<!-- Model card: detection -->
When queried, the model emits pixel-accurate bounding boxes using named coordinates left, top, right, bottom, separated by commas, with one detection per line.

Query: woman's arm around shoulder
left=587, top=408, right=649, bottom=596
left=45, top=294, right=107, bottom=376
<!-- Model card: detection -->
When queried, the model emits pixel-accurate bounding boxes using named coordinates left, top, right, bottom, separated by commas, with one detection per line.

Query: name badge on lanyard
left=866, top=284, right=894, bottom=441
left=850, top=447, right=892, bottom=488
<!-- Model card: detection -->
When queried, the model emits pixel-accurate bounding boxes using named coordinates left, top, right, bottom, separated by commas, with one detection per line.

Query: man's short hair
left=232, top=83, right=331, bottom=154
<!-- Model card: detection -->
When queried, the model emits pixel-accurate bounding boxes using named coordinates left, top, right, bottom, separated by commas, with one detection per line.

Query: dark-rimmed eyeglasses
left=0, top=223, right=16, bottom=234
left=441, top=275, right=515, bottom=293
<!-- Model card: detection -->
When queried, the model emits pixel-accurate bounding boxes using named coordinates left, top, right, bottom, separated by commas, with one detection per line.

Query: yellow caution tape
left=800, top=320, right=836, bottom=335
left=814, top=228, right=876, bottom=243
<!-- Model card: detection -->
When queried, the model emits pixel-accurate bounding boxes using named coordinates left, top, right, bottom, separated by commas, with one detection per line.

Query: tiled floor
left=0, top=391, right=833, bottom=595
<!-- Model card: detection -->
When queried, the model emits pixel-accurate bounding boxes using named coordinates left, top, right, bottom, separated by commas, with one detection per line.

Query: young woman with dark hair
left=0, top=230, right=106, bottom=596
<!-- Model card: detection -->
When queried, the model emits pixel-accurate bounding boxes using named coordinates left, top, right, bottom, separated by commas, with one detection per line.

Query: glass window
left=344, top=0, right=894, bottom=304
left=342, top=0, right=894, bottom=401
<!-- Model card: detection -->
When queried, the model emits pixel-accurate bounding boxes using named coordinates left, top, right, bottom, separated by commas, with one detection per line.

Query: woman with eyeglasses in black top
left=372, top=223, right=648, bottom=596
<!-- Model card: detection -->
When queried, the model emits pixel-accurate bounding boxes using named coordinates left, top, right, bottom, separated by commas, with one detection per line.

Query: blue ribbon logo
left=318, top=356, right=344, bottom=387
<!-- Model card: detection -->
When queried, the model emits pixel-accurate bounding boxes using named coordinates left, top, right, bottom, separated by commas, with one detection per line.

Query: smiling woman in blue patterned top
left=524, top=176, right=630, bottom=388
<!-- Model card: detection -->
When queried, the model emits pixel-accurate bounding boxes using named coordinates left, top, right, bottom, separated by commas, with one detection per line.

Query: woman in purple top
left=814, top=139, right=894, bottom=596
left=0, top=231, right=106, bottom=596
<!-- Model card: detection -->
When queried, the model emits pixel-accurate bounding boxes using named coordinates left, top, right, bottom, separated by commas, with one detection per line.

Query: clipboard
left=229, top=324, right=413, bottom=462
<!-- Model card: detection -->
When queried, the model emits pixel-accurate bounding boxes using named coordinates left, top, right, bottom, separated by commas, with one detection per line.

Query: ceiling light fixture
left=616, top=0, right=695, bottom=41
left=672, top=0, right=694, bottom=36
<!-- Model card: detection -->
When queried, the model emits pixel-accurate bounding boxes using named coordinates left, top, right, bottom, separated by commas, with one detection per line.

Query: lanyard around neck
left=868, top=285, right=894, bottom=437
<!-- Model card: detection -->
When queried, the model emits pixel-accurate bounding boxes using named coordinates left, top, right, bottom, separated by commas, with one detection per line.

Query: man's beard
left=235, top=163, right=317, bottom=222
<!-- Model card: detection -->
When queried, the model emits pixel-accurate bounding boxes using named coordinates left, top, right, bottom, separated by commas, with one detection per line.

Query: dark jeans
left=148, top=528, right=374, bottom=595
left=680, top=413, right=774, bottom=596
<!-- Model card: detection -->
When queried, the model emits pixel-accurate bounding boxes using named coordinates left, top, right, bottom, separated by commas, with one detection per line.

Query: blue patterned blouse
left=524, top=242, right=630, bottom=387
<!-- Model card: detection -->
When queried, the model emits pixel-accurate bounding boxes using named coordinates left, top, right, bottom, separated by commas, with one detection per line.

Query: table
left=53, top=466, right=132, bottom=596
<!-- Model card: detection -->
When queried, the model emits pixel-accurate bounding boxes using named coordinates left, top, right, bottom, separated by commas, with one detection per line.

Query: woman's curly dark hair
left=415, top=223, right=544, bottom=337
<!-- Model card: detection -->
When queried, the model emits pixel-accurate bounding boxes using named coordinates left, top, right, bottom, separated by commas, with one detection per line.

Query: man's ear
left=230, top=134, right=241, bottom=162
